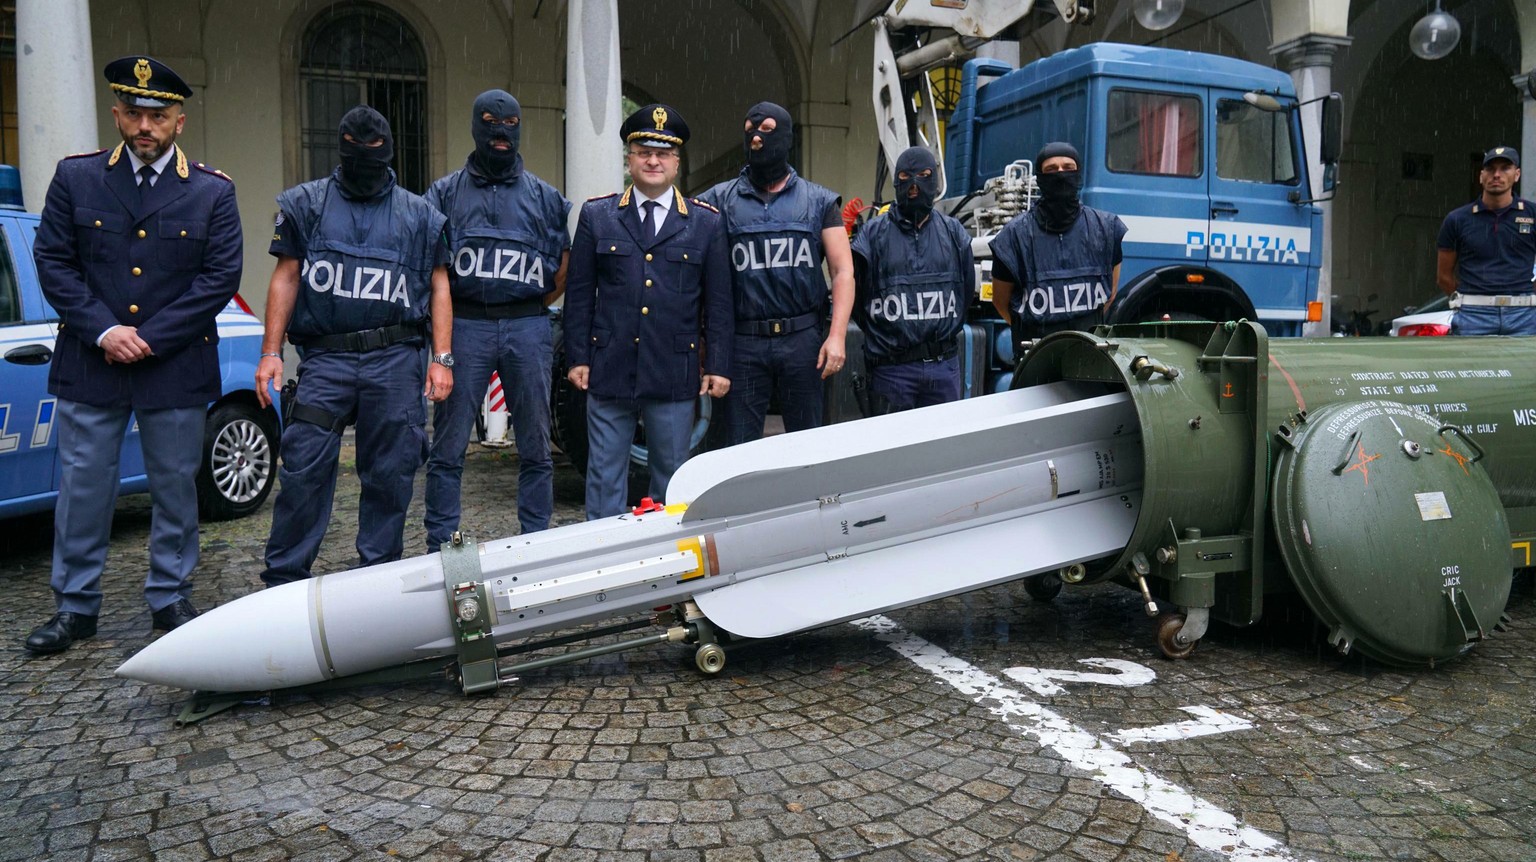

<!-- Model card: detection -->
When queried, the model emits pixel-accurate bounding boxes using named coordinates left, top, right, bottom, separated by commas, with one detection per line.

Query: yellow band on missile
left=665, top=503, right=688, bottom=515
left=676, top=536, right=705, bottom=580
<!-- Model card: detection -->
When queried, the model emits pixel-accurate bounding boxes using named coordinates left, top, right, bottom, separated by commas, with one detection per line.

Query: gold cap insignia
left=1497, top=147, right=1507, bottom=155
left=134, top=59, right=152, bottom=88
left=653, top=107, right=668, bottom=131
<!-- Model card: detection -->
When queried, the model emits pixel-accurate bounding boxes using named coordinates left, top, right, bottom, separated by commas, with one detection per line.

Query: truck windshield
left=1106, top=89, right=1201, bottom=177
left=1216, top=98, right=1298, bottom=184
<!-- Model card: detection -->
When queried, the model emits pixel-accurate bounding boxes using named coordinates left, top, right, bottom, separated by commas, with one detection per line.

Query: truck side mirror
left=1319, top=93, right=1342, bottom=166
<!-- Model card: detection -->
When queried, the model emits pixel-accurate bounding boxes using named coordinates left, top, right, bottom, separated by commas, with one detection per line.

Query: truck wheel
left=197, top=401, right=279, bottom=521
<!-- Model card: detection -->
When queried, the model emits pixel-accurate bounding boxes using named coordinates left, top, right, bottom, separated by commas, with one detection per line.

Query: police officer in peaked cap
left=27, top=56, right=244, bottom=652
left=564, top=103, right=734, bottom=519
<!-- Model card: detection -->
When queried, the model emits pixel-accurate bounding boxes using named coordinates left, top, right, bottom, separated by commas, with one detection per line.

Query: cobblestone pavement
left=2, top=441, right=1534, bottom=862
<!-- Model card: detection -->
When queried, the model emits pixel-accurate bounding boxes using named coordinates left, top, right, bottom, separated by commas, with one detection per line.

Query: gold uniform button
left=683, top=253, right=689, bottom=260
left=645, top=253, right=653, bottom=262
left=131, top=267, right=142, bottom=276
left=690, top=342, right=696, bottom=349
left=609, top=245, right=617, bottom=251
left=180, top=230, right=188, bottom=237
left=633, top=337, right=640, bottom=344
left=128, top=304, right=140, bottom=314
left=136, top=229, right=146, bottom=238
left=93, top=220, right=102, bottom=227
left=644, top=279, right=653, bottom=287
left=641, top=306, right=649, bottom=315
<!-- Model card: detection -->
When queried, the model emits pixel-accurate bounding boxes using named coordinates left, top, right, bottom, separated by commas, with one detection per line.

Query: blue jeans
left=724, top=327, right=825, bottom=444
left=1451, top=306, right=1536, bottom=335
left=425, top=316, right=554, bottom=549
left=262, top=343, right=427, bottom=586
left=585, top=395, right=694, bottom=519
left=870, top=355, right=962, bottom=412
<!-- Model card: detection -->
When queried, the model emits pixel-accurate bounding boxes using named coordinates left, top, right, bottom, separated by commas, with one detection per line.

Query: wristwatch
left=431, top=352, right=455, bottom=367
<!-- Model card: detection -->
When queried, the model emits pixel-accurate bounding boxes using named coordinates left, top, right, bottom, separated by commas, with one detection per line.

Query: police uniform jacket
left=425, top=161, right=571, bottom=309
left=991, top=205, right=1126, bottom=327
left=565, top=187, right=733, bottom=402
left=34, top=143, right=244, bottom=410
left=851, top=209, right=975, bottom=362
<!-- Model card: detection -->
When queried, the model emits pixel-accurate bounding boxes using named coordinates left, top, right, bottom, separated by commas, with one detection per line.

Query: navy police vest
left=853, top=212, right=971, bottom=361
left=426, top=166, right=570, bottom=305
left=705, top=168, right=840, bottom=321
left=993, top=207, right=1119, bottom=327
left=281, top=178, right=445, bottom=338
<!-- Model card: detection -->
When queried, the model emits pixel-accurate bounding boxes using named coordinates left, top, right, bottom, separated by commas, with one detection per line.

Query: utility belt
left=866, top=341, right=958, bottom=368
left=1451, top=292, right=1536, bottom=308
left=453, top=298, right=545, bottom=320
left=287, top=321, right=426, bottom=352
left=736, top=311, right=819, bottom=337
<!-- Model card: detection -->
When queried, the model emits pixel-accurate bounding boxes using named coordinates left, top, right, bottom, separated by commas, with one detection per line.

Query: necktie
left=640, top=200, right=658, bottom=236
left=138, top=165, right=156, bottom=199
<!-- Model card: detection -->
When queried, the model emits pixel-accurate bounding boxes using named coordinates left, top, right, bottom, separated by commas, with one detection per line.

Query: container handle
left=1437, top=425, right=1485, bottom=464
left=1331, top=429, right=1362, bottom=475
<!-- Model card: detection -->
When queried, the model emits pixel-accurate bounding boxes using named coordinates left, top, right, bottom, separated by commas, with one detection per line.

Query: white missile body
left=117, top=382, right=1144, bottom=693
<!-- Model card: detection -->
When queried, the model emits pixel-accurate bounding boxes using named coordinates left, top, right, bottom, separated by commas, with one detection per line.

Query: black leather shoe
left=150, top=598, right=200, bottom=633
left=24, top=612, right=98, bottom=654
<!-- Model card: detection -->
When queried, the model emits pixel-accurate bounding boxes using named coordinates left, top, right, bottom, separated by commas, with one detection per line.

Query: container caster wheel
left=695, top=642, right=726, bottom=675
left=1156, top=613, right=1197, bottom=659
left=1024, top=572, right=1063, bottom=602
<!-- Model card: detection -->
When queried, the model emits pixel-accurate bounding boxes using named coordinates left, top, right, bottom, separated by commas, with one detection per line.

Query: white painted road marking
left=852, top=615, right=1302, bottom=862
left=1003, top=657, right=1157, bottom=696
left=1108, top=705, right=1255, bottom=744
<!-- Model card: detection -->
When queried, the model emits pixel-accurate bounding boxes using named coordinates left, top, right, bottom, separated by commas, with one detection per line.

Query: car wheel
left=197, top=400, right=279, bottom=521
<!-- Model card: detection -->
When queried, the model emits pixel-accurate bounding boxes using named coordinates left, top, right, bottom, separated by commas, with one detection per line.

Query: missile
left=119, top=321, right=1529, bottom=700
left=118, top=380, right=1143, bottom=693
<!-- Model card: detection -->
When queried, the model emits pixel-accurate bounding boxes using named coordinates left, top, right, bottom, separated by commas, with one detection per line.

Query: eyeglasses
left=481, top=114, right=520, bottom=127
left=627, top=149, right=679, bottom=162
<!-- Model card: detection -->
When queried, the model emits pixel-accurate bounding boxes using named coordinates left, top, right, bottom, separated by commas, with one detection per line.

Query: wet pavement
left=1, top=441, right=1534, bottom=862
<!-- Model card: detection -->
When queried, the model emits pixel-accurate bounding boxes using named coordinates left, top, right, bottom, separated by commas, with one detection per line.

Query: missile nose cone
left=116, top=580, right=326, bottom=691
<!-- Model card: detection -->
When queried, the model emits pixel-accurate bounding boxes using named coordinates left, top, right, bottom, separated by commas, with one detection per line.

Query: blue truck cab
left=946, top=43, right=1332, bottom=338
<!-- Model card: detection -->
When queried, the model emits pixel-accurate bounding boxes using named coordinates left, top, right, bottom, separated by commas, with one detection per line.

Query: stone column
left=565, top=0, right=623, bottom=236
left=16, top=0, right=97, bottom=213
left=1514, top=73, right=1536, bottom=201
left=1272, top=34, right=1352, bottom=337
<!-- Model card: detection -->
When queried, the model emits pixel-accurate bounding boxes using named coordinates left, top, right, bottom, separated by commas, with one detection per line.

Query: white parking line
left=852, top=615, right=1302, bottom=862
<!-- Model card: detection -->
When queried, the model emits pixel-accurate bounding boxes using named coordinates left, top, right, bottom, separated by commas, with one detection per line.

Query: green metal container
left=1015, top=322, right=1528, bottom=666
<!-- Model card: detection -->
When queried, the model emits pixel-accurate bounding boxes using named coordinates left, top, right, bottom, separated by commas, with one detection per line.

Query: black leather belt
left=453, top=298, right=545, bottom=320
left=736, top=311, right=819, bottom=337
left=289, top=321, right=425, bottom=352
left=867, top=342, right=958, bottom=368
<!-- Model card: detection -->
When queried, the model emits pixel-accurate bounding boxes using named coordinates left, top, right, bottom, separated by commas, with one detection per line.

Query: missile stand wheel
left=1024, top=572, right=1063, bottom=602
left=1156, top=613, right=1197, bottom=659
left=695, top=643, right=726, bottom=674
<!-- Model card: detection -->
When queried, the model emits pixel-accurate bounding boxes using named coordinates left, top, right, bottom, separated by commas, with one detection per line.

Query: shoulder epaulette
left=689, top=198, right=719, bottom=214
left=586, top=192, right=617, bottom=202
left=64, top=147, right=108, bottom=160
left=193, top=162, right=233, bottom=182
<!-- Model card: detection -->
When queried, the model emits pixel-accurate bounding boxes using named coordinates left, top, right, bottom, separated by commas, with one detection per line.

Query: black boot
left=150, top=598, right=200, bottom=633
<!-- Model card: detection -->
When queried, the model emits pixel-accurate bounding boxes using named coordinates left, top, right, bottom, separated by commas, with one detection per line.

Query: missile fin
left=693, top=491, right=1139, bottom=639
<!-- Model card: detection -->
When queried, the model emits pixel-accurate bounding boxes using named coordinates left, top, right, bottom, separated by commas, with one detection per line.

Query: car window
left=0, top=230, right=21, bottom=325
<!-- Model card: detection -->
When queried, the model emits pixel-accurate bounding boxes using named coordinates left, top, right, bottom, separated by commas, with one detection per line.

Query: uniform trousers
left=261, top=343, right=427, bottom=586
left=51, top=398, right=204, bottom=615
left=724, top=326, right=824, bottom=444
left=1450, top=306, right=1536, bottom=336
left=584, top=394, right=694, bottom=519
left=870, top=354, right=962, bottom=412
left=424, top=315, right=553, bottom=550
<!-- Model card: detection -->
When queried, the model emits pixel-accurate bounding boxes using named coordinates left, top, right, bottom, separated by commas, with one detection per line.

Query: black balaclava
left=893, top=146, right=941, bottom=225
left=470, top=89, right=522, bottom=181
left=1033, top=141, right=1082, bottom=234
left=337, top=105, right=395, bottom=200
left=744, top=101, right=793, bottom=189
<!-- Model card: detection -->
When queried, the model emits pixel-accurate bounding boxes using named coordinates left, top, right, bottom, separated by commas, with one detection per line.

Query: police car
left=0, top=168, right=279, bottom=521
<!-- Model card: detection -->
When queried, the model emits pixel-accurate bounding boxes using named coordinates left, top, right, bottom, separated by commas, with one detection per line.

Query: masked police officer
left=850, top=147, right=975, bottom=413
left=25, top=57, right=244, bottom=653
left=698, top=102, right=854, bottom=444
left=422, top=90, right=570, bottom=550
left=254, top=106, right=453, bottom=586
left=1436, top=146, right=1536, bottom=335
left=990, top=142, right=1127, bottom=348
left=564, top=104, right=733, bottom=519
